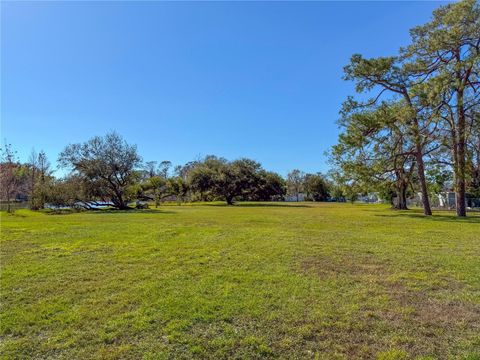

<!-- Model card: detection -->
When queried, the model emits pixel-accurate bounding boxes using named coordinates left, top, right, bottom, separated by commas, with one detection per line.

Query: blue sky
left=1, top=1, right=446, bottom=176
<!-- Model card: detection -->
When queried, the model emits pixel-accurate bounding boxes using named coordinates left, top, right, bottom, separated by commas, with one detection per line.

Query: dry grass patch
left=301, top=252, right=480, bottom=358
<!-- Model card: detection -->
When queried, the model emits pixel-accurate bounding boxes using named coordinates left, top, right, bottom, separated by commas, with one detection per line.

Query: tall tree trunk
left=404, top=95, right=432, bottom=215
left=6, top=184, right=13, bottom=213
left=395, top=181, right=408, bottom=210
left=455, top=89, right=467, bottom=217
left=30, top=167, right=37, bottom=210
left=112, top=192, right=128, bottom=210
left=415, top=148, right=432, bottom=216
left=411, top=120, right=432, bottom=215
left=39, top=170, right=45, bottom=209
left=119, top=199, right=129, bottom=210
left=226, top=195, right=234, bottom=205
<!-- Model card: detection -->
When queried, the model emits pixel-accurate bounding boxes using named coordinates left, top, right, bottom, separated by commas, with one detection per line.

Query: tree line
left=0, top=133, right=331, bottom=211
left=331, top=0, right=479, bottom=217
left=2, top=0, right=478, bottom=215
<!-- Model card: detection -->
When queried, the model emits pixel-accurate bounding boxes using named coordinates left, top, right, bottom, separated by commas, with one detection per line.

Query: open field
left=1, top=203, right=479, bottom=359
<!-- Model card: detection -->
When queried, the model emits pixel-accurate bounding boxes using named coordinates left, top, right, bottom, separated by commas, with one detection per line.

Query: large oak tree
left=59, top=132, right=141, bottom=209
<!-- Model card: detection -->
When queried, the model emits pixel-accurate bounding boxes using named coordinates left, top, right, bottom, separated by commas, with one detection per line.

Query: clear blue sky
left=1, top=1, right=446, bottom=176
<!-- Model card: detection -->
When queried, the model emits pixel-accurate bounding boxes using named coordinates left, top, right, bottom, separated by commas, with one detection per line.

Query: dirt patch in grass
left=300, top=254, right=480, bottom=358
left=300, top=253, right=392, bottom=279
left=379, top=281, right=480, bottom=358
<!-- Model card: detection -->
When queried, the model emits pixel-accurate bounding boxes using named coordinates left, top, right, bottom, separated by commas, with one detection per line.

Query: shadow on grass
left=46, top=209, right=176, bottom=215
left=93, top=209, right=176, bottom=215
left=233, top=203, right=311, bottom=208
left=184, top=202, right=312, bottom=208
left=374, top=211, right=480, bottom=223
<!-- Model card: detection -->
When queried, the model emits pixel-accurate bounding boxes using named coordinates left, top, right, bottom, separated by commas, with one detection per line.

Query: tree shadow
left=94, top=209, right=177, bottom=215
left=46, top=209, right=176, bottom=215
left=374, top=211, right=480, bottom=223
left=196, top=202, right=312, bottom=208
left=233, top=203, right=312, bottom=208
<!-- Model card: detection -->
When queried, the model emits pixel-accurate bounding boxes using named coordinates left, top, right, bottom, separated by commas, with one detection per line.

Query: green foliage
left=167, top=176, right=189, bottom=203
left=143, top=176, right=168, bottom=206
left=58, top=132, right=142, bottom=209
left=250, top=171, right=286, bottom=201
left=426, top=167, right=453, bottom=195
left=304, top=173, right=329, bottom=201
left=46, top=175, right=92, bottom=209
left=27, top=150, right=53, bottom=210
left=340, top=47, right=434, bottom=213
left=335, top=0, right=480, bottom=216
left=402, top=0, right=480, bottom=216
left=286, top=169, right=305, bottom=201
left=188, top=156, right=285, bottom=204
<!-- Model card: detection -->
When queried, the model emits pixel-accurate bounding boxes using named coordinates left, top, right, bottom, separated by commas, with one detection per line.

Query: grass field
left=1, top=203, right=479, bottom=359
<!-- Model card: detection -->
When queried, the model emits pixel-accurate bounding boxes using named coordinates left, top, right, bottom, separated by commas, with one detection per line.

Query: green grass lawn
left=1, top=203, right=479, bottom=359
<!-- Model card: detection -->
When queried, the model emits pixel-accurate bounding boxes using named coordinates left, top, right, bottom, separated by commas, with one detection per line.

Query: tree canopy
left=58, top=132, right=142, bottom=209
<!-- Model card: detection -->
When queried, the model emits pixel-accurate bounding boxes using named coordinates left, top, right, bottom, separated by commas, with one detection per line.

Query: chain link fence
left=406, top=193, right=480, bottom=210
left=0, top=201, right=30, bottom=211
